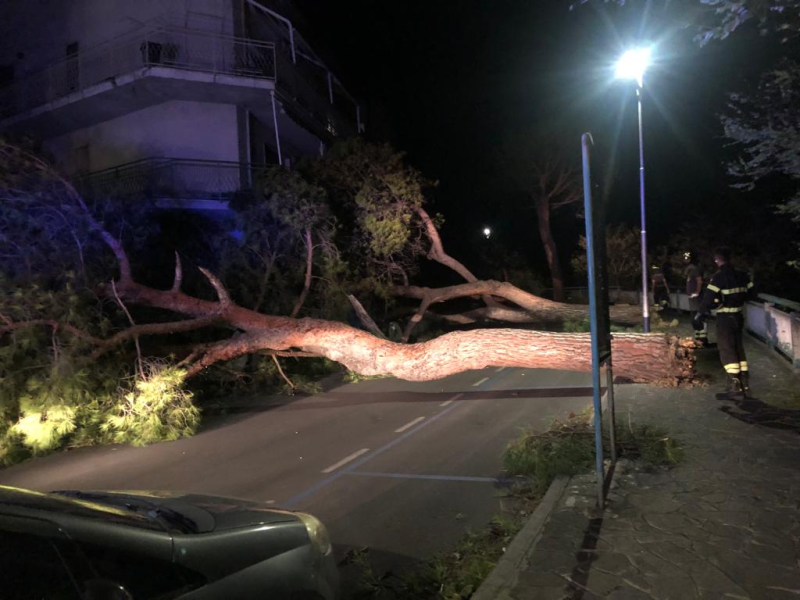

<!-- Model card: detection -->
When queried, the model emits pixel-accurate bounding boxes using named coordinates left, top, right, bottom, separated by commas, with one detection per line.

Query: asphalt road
left=0, top=366, right=593, bottom=571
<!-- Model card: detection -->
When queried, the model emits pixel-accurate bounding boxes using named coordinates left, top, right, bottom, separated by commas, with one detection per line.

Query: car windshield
left=51, top=491, right=199, bottom=534
left=0, top=486, right=164, bottom=532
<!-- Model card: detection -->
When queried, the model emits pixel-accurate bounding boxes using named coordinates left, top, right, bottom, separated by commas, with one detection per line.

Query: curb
left=472, top=475, right=571, bottom=600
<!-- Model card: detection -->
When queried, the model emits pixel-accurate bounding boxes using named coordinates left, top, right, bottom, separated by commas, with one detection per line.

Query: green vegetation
left=562, top=314, right=677, bottom=334
left=504, top=411, right=684, bottom=494
left=344, top=514, right=525, bottom=600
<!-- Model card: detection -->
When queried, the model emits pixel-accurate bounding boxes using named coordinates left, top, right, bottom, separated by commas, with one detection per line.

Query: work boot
left=725, top=374, right=744, bottom=398
left=740, top=372, right=752, bottom=397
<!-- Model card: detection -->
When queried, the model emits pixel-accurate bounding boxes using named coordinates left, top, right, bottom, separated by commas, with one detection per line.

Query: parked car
left=0, top=485, right=338, bottom=599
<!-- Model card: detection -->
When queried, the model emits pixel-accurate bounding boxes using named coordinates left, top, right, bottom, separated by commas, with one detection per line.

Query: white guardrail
left=557, top=287, right=800, bottom=367
left=672, top=291, right=799, bottom=367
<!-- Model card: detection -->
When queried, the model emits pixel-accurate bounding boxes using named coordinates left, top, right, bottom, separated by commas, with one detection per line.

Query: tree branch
left=198, top=267, right=232, bottom=309
left=290, top=228, right=314, bottom=318
left=172, top=252, right=183, bottom=292
left=347, top=294, right=387, bottom=339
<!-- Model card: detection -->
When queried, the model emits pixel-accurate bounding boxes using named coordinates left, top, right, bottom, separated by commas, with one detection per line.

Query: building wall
left=44, top=100, right=240, bottom=173
left=0, top=0, right=239, bottom=79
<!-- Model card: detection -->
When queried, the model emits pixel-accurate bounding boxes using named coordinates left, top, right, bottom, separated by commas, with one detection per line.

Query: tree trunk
left=536, top=197, right=564, bottom=302
left=111, top=277, right=694, bottom=385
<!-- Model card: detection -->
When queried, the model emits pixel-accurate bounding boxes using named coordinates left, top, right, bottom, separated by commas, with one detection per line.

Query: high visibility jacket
left=700, top=264, right=754, bottom=315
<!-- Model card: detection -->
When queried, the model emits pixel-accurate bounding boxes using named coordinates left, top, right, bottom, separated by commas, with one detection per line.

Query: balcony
left=0, top=21, right=360, bottom=144
left=0, top=26, right=277, bottom=137
left=74, top=158, right=269, bottom=210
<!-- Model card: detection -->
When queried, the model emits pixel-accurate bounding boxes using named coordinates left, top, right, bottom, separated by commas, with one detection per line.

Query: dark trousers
left=717, top=313, right=747, bottom=375
left=654, top=287, right=670, bottom=308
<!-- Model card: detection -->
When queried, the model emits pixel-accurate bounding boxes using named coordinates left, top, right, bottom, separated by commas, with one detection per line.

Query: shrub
left=101, top=362, right=199, bottom=446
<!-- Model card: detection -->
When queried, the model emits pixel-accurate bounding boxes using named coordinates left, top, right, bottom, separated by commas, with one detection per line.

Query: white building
left=0, top=0, right=362, bottom=210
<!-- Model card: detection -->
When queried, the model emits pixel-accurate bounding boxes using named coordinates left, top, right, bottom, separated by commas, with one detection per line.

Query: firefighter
left=695, top=247, right=755, bottom=397
left=683, top=251, right=708, bottom=346
left=651, top=265, right=670, bottom=311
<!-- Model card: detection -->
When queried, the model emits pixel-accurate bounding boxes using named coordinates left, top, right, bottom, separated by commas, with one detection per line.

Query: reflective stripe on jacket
left=701, top=265, right=753, bottom=315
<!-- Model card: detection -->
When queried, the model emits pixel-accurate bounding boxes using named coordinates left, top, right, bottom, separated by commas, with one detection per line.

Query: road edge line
left=471, top=475, right=571, bottom=600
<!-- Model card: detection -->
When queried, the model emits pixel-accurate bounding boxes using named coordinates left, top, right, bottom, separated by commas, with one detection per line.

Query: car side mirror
left=83, top=579, right=134, bottom=600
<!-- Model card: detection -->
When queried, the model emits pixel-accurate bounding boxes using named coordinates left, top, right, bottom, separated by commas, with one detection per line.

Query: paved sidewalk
left=490, top=337, right=800, bottom=599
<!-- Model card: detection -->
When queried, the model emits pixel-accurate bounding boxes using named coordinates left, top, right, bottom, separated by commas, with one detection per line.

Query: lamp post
left=615, top=47, right=652, bottom=332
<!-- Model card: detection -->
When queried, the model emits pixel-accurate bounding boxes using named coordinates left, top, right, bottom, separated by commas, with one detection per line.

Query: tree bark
left=536, top=197, right=565, bottom=302
left=110, top=277, right=693, bottom=385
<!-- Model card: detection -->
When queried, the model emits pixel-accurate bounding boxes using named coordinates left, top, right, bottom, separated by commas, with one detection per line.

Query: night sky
left=297, top=0, right=778, bottom=283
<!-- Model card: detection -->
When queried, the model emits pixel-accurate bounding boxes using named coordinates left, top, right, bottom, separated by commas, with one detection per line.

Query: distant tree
left=572, top=224, right=642, bottom=290
left=496, top=136, right=582, bottom=302
left=722, top=61, right=800, bottom=233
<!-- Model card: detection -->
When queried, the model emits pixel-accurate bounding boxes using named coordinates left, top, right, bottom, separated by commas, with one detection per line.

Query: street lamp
left=483, top=227, right=492, bottom=239
left=615, top=46, right=652, bottom=332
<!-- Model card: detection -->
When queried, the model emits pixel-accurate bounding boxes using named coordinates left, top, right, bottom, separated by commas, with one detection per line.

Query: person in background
left=651, top=265, right=670, bottom=312
left=695, top=247, right=755, bottom=397
left=684, top=251, right=708, bottom=347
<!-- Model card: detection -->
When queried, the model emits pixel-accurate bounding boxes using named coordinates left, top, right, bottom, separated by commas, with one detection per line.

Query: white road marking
left=496, top=367, right=506, bottom=372
left=321, top=448, right=370, bottom=473
left=440, top=392, right=464, bottom=407
left=472, top=376, right=490, bottom=387
left=395, top=416, right=426, bottom=433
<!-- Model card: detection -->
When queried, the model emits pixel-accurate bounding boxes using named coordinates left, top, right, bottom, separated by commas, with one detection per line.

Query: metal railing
left=0, top=26, right=276, bottom=119
left=274, top=46, right=357, bottom=138
left=74, top=158, right=270, bottom=203
left=551, top=285, right=800, bottom=366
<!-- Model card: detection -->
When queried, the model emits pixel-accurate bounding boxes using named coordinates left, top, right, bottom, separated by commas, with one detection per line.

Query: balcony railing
left=74, top=158, right=270, bottom=204
left=0, top=26, right=276, bottom=119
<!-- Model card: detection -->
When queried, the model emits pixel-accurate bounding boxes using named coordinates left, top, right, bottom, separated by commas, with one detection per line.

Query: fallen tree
left=1, top=142, right=695, bottom=388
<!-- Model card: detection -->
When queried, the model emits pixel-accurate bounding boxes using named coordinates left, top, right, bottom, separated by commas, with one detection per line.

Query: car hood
left=51, top=490, right=300, bottom=534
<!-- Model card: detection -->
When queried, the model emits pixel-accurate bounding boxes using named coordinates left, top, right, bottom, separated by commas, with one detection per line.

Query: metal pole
left=270, top=90, right=283, bottom=166
left=637, top=83, right=650, bottom=333
left=582, top=132, right=605, bottom=510
left=327, top=71, right=334, bottom=104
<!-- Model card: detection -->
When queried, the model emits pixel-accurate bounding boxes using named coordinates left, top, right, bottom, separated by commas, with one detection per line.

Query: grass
left=503, top=410, right=684, bottom=495
left=343, top=513, right=526, bottom=600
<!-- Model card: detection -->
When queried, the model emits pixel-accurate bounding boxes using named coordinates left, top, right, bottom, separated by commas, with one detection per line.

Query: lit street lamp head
left=615, top=47, right=652, bottom=87
left=483, top=227, right=492, bottom=239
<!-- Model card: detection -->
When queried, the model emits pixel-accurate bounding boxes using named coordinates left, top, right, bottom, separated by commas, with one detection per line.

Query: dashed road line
left=496, top=367, right=506, bottom=373
left=440, top=392, right=464, bottom=407
left=321, top=448, right=370, bottom=473
left=395, top=416, right=426, bottom=433
left=349, top=471, right=499, bottom=483
left=284, top=394, right=464, bottom=507
left=472, top=376, right=490, bottom=387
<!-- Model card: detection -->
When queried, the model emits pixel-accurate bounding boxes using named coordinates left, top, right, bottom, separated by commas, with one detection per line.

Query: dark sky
left=297, top=0, right=776, bottom=280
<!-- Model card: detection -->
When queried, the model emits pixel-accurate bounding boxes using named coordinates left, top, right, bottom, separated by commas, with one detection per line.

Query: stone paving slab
left=501, top=337, right=800, bottom=600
